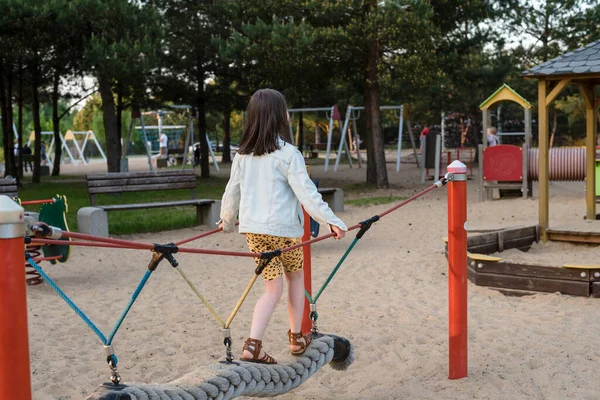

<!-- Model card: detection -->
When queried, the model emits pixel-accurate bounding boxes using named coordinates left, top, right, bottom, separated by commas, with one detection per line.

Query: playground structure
left=478, top=84, right=532, bottom=200
left=419, top=133, right=476, bottom=183
left=523, top=41, right=599, bottom=242
left=64, top=130, right=107, bottom=164
left=331, top=105, right=420, bottom=173
left=26, top=130, right=108, bottom=167
left=478, top=84, right=593, bottom=201
left=124, top=106, right=220, bottom=172
left=27, top=131, right=77, bottom=167
left=287, top=106, right=344, bottom=172
left=0, top=161, right=470, bottom=398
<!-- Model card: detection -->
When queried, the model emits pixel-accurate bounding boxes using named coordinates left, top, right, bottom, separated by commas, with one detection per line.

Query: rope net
left=27, top=176, right=451, bottom=392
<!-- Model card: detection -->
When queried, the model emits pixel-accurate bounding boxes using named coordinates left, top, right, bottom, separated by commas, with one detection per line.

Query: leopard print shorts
left=246, top=233, right=303, bottom=281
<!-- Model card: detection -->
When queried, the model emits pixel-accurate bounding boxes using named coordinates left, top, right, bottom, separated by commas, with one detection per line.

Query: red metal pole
left=447, top=160, right=468, bottom=380
left=301, top=207, right=312, bottom=335
left=0, top=196, right=32, bottom=399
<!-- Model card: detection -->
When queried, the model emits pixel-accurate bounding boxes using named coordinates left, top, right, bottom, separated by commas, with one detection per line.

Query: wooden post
left=481, top=108, right=489, bottom=150
left=538, top=79, right=549, bottom=241
left=0, top=195, right=31, bottom=399
left=447, top=160, right=468, bottom=380
left=581, top=84, right=597, bottom=221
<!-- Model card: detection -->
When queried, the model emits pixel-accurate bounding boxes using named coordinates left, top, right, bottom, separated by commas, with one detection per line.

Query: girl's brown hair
left=238, top=89, right=292, bottom=156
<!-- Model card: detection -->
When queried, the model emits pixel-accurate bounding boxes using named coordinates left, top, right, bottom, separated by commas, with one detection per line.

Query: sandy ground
left=26, top=156, right=600, bottom=400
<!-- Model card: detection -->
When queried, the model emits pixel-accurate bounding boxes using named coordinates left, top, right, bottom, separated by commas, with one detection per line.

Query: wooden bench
left=0, top=178, right=18, bottom=199
left=78, top=170, right=221, bottom=237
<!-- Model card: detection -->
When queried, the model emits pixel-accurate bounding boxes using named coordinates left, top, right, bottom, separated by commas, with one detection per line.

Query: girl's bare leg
left=242, top=276, right=283, bottom=359
left=285, top=269, right=305, bottom=352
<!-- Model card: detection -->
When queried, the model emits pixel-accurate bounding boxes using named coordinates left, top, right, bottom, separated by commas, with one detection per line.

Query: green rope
left=306, top=236, right=360, bottom=304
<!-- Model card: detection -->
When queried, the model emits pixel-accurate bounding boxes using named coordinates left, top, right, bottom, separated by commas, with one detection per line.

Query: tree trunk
left=222, top=104, right=232, bottom=164
left=0, top=63, right=8, bottom=177
left=51, top=70, right=62, bottom=176
left=116, top=88, right=123, bottom=151
left=197, top=80, right=209, bottom=178
left=549, top=110, right=558, bottom=148
left=31, top=69, right=42, bottom=183
left=98, top=75, right=121, bottom=172
left=5, top=69, right=16, bottom=179
left=298, top=109, right=304, bottom=152
left=17, top=65, right=23, bottom=179
left=363, top=29, right=388, bottom=187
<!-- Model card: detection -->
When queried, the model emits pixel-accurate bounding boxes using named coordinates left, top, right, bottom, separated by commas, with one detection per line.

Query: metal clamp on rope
left=31, top=222, right=63, bottom=239
left=309, top=304, right=319, bottom=334
left=222, top=328, right=234, bottom=363
left=147, top=252, right=164, bottom=271
left=356, top=215, right=380, bottom=239
left=434, top=172, right=454, bottom=188
left=149, top=243, right=180, bottom=269
left=255, top=250, right=282, bottom=275
left=104, top=345, right=122, bottom=385
left=153, top=242, right=179, bottom=254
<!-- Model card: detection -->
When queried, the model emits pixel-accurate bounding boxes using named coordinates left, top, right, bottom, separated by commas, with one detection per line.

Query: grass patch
left=346, top=195, right=407, bottom=207
left=19, top=176, right=228, bottom=235
left=340, top=182, right=379, bottom=195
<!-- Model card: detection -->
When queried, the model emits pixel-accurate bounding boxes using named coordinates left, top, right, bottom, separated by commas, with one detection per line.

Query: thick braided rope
left=86, top=335, right=354, bottom=400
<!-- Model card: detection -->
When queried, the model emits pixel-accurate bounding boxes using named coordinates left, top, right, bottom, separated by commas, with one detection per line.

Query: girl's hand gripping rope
left=331, top=225, right=346, bottom=240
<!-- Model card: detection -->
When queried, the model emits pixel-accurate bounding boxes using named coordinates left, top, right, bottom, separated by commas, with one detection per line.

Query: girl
left=219, top=89, right=347, bottom=364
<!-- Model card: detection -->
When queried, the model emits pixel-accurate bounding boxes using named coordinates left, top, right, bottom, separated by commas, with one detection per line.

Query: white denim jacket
left=220, top=139, right=347, bottom=238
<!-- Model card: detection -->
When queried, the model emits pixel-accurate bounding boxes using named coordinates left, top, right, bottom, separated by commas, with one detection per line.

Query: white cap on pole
left=447, top=160, right=467, bottom=174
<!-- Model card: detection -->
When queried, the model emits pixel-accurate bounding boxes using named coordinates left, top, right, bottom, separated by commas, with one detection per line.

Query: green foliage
left=555, top=95, right=586, bottom=127
left=2, top=0, right=599, bottom=182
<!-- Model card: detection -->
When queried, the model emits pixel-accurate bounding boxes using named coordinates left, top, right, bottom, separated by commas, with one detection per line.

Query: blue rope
left=27, top=256, right=108, bottom=344
left=107, top=269, right=153, bottom=345
left=27, top=256, right=153, bottom=367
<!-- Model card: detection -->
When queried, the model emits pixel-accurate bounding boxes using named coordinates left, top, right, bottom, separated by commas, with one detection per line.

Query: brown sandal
left=288, top=330, right=312, bottom=355
left=240, top=338, right=277, bottom=364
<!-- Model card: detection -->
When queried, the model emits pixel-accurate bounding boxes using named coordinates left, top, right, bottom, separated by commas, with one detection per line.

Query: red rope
left=175, top=227, right=223, bottom=246
left=21, top=199, right=56, bottom=206
left=31, top=238, right=133, bottom=250
left=41, top=182, right=442, bottom=258
left=378, top=184, right=439, bottom=218
left=31, top=238, right=259, bottom=257
left=175, top=221, right=240, bottom=246
left=62, top=232, right=155, bottom=250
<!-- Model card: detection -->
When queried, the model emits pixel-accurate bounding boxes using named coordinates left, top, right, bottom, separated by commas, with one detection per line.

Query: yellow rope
left=225, top=273, right=259, bottom=329
left=175, top=267, right=225, bottom=328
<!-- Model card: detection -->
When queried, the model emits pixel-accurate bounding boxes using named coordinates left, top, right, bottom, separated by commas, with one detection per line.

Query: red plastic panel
left=483, top=145, right=523, bottom=182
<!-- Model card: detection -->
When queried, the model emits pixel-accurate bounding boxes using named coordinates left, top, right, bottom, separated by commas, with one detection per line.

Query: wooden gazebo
left=523, top=40, right=600, bottom=242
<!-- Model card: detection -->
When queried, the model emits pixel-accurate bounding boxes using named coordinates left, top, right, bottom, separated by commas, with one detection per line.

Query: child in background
left=219, top=89, right=347, bottom=364
left=487, top=127, right=499, bottom=147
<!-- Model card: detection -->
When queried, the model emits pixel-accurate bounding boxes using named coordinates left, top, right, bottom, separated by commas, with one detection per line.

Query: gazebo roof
left=522, top=40, right=600, bottom=77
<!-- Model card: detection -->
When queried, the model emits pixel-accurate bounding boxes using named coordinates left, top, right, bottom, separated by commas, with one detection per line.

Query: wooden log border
left=454, top=225, right=600, bottom=297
